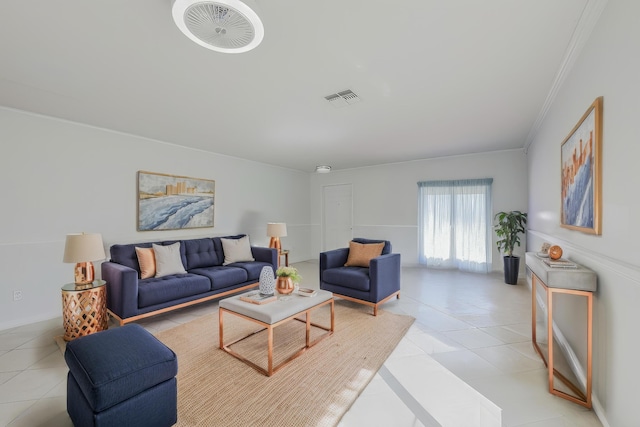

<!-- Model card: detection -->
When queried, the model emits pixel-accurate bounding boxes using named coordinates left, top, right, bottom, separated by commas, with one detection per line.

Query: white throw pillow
left=153, top=242, right=187, bottom=277
left=221, top=236, right=255, bottom=265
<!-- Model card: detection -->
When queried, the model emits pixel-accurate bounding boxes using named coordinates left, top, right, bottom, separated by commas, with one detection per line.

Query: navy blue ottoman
left=64, top=324, right=178, bottom=427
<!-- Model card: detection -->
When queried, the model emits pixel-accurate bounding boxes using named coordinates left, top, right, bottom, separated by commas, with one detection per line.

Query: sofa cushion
left=153, top=243, right=187, bottom=277
left=135, top=247, right=156, bottom=279
left=183, top=238, right=220, bottom=269
left=138, top=274, right=211, bottom=308
left=189, top=266, right=248, bottom=290
left=322, top=267, right=371, bottom=292
left=230, top=261, right=274, bottom=281
left=345, top=241, right=385, bottom=267
left=220, top=235, right=255, bottom=265
left=64, top=324, right=177, bottom=413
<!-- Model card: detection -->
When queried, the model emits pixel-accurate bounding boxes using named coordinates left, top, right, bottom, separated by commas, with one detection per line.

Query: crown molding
left=524, top=0, right=609, bottom=154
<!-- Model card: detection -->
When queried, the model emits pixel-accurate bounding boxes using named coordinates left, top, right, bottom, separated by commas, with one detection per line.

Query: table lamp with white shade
left=63, top=233, right=106, bottom=286
left=266, top=223, right=287, bottom=252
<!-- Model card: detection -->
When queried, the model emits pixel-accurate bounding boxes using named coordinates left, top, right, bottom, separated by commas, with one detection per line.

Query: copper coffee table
left=219, top=289, right=334, bottom=376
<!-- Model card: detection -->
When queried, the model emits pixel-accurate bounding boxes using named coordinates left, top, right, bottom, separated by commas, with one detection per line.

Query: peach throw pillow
left=135, top=247, right=156, bottom=279
left=344, top=241, right=385, bottom=267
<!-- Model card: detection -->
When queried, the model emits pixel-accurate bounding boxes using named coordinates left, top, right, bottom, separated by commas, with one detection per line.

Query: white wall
left=526, top=0, right=640, bottom=425
left=0, top=107, right=311, bottom=330
left=309, top=149, right=528, bottom=272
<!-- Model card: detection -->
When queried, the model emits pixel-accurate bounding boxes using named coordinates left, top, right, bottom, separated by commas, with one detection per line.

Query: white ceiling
left=0, top=0, right=594, bottom=172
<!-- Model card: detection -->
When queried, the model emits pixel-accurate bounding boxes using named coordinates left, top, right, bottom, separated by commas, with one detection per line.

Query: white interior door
left=323, top=184, right=353, bottom=251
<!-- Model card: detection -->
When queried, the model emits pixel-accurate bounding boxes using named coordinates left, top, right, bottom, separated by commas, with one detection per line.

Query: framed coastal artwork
left=137, top=171, right=215, bottom=231
left=560, top=97, right=603, bottom=235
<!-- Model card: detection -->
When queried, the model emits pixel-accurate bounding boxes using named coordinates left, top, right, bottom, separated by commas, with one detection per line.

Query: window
left=418, top=178, right=493, bottom=273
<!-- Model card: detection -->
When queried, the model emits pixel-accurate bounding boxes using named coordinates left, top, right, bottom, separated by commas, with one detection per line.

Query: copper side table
left=525, top=252, right=596, bottom=408
left=279, top=249, right=289, bottom=267
left=61, top=280, right=108, bottom=341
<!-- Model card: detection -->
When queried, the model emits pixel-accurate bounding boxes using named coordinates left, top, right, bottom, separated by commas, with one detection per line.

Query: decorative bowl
left=548, top=245, right=563, bottom=260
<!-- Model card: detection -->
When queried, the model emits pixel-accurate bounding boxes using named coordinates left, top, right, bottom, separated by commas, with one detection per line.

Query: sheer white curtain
left=418, top=179, right=493, bottom=273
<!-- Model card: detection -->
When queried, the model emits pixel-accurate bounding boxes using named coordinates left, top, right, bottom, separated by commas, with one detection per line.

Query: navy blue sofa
left=319, top=238, right=401, bottom=316
left=102, top=235, right=277, bottom=325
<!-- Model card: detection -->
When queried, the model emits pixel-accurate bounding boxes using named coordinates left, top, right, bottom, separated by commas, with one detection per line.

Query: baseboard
left=0, top=312, right=60, bottom=332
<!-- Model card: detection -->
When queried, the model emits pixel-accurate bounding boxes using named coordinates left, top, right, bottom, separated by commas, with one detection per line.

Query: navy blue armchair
left=320, top=238, right=401, bottom=316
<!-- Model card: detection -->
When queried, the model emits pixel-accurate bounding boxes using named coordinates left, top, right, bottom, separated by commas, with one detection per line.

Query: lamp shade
left=63, top=233, right=106, bottom=263
left=266, top=223, right=287, bottom=237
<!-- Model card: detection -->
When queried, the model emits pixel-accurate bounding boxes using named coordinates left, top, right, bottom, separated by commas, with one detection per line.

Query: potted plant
left=275, top=266, right=302, bottom=295
left=494, top=210, right=528, bottom=285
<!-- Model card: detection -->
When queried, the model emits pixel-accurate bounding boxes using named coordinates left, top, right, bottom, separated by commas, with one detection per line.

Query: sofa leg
left=373, top=305, right=378, bottom=316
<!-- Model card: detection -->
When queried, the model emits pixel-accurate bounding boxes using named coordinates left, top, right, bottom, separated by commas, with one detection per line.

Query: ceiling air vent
left=324, top=90, right=361, bottom=108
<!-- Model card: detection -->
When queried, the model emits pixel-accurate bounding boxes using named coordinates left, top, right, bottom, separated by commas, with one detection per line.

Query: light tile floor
left=0, top=262, right=603, bottom=427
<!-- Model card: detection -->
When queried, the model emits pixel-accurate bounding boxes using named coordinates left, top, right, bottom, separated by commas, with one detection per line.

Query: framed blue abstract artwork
left=560, top=97, right=602, bottom=235
left=137, top=171, right=215, bottom=231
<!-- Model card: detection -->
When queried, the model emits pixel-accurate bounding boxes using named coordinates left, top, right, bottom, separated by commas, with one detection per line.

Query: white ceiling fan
left=172, top=0, right=264, bottom=53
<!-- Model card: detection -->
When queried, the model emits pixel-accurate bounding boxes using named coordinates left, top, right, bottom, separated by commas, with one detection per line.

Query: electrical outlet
left=13, top=290, right=22, bottom=301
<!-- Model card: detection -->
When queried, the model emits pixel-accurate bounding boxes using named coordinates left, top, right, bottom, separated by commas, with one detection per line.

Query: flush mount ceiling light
left=315, top=165, right=332, bottom=173
left=172, top=0, right=264, bottom=53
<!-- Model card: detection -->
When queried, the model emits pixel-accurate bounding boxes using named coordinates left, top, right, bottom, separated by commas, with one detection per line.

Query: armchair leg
left=331, top=291, right=400, bottom=316
left=373, top=291, right=399, bottom=316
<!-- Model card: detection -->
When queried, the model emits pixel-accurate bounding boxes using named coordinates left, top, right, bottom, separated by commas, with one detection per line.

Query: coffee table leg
left=306, top=312, right=311, bottom=347
left=331, top=299, right=335, bottom=332
left=219, top=308, right=224, bottom=349
left=267, top=325, right=274, bottom=376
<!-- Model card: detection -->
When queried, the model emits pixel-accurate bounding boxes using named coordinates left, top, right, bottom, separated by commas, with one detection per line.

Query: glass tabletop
left=61, top=280, right=106, bottom=292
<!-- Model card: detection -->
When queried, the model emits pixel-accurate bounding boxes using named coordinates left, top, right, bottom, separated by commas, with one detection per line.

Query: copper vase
left=276, top=276, right=294, bottom=295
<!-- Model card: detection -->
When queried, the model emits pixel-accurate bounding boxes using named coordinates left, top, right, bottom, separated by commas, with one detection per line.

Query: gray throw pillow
left=153, top=242, right=187, bottom=277
left=220, top=236, right=255, bottom=265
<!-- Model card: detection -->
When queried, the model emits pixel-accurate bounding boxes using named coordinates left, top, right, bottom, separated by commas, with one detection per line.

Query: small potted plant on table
left=275, top=266, right=302, bottom=295
left=494, top=210, right=527, bottom=285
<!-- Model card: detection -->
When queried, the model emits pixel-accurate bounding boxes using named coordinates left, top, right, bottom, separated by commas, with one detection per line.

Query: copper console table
left=525, top=252, right=596, bottom=408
